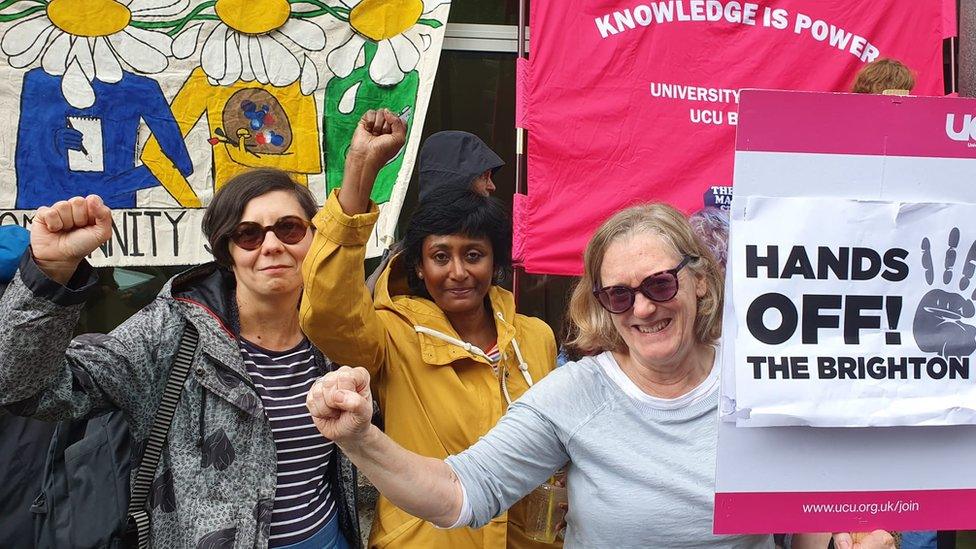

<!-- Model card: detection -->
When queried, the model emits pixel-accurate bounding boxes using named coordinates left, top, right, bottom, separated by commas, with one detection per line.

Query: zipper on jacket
left=197, top=384, right=207, bottom=448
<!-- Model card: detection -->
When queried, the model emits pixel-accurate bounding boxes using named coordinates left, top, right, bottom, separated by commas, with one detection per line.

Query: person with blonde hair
left=305, top=197, right=898, bottom=548
left=851, top=58, right=915, bottom=94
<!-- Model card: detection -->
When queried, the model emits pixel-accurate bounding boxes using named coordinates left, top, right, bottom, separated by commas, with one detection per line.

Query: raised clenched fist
left=306, top=366, right=374, bottom=445
left=348, top=108, right=407, bottom=171
left=31, top=195, right=113, bottom=284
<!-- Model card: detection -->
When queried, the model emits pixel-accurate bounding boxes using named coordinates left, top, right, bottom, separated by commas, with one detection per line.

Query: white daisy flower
left=172, top=0, right=327, bottom=95
left=0, top=0, right=180, bottom=108
left=327, top=0, right=449, bottom=86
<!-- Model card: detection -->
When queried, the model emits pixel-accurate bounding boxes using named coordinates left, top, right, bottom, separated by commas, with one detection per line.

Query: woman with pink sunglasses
left=307, top=200, right=894, bottom=549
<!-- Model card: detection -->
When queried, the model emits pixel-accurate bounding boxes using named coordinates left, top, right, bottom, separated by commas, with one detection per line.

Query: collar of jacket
left=158, top=263, right=247, bottom=377
left=162, top=262, right=330, bottom=370
left=374, top=253, right=519, bottom=367
left=168, top=263, right=237, bottom=332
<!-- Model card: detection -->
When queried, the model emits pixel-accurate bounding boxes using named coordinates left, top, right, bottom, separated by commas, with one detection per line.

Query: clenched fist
left=348, top=108, right=407, bottom=171
left=306, top=366, right=374, bottom=445
left=31, top=195, right=113, bottom=284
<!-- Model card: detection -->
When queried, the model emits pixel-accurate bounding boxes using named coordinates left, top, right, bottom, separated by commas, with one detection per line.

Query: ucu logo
left=945, top=113, right=976, bottom=143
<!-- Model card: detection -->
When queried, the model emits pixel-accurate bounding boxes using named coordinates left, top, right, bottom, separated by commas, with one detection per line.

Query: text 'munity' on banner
left=515, top=0, right=947, bottom=275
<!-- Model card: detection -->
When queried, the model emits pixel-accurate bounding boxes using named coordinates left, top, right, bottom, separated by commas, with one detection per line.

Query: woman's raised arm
left=300, top=110, right=406, bottom=373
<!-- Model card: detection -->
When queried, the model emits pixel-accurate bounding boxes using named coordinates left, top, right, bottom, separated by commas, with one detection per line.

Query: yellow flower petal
left=48, top=0, right=131, bottom=38
left=349, top=0, right=422, bottom=42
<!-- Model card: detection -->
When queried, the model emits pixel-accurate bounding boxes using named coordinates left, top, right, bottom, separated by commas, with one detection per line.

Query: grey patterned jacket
left=0, top=257, right=361, bottom=549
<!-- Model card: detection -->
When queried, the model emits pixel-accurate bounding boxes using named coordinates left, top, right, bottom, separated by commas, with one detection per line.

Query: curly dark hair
left=402, top=186, right=512, bottom=298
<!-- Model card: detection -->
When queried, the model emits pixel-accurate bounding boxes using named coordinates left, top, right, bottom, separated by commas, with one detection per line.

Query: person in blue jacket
left=0, top=225, right=58, bottom=549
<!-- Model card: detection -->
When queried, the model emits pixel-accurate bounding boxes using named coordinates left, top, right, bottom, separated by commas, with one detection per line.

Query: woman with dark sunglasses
left=299, top=109, right=560, bottom=549
left=305, top=201, right=894, bottom=549
left=0, top=169, right=362, bottom=548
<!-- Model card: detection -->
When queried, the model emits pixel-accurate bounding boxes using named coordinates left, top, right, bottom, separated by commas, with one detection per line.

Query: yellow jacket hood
left=372, top=250, right=523, bottom=370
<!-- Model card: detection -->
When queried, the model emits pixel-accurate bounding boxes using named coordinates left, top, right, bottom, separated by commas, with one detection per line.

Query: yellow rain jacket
left=301, top=192, right=561, bottom=549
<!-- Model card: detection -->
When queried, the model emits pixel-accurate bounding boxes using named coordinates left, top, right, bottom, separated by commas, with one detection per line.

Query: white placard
left=729, top=196, right=976, bottom=427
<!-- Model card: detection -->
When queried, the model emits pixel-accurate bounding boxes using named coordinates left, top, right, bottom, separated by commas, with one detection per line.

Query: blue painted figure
left=15, top=68, right=192, bottom=209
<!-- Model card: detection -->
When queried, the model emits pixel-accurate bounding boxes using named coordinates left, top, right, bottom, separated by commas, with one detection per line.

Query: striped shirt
left=484, top=342, right=501, bottom=363
left=239, top=337, right=337, bottom=547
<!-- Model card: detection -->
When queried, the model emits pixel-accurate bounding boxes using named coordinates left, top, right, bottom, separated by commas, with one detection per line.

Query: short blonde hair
left=851, top=58, right=915, bottom=94
left=564, top=203, right=724, bottom=356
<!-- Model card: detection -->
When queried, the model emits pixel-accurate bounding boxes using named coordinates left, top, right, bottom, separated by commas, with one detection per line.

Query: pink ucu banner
left=515, top=0, right=946, bottom=276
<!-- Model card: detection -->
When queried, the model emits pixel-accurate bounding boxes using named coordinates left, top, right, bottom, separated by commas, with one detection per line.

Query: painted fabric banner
left=0, top=0, right=450, bottom=265
left=714, top=89, right=976, bottom=534
left=515, top=0, right=946, bottom=275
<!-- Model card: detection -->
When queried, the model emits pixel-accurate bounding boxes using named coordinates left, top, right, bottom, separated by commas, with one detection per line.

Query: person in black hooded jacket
left=415, top=130, right=503, bottom=201
left=366, top=130, right=503, bottom=292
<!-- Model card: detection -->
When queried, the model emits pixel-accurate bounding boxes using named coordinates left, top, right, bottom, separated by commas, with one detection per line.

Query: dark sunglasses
left=592, top=255, right=697, bottom=314
left=229, top=216, right=311, bottom=251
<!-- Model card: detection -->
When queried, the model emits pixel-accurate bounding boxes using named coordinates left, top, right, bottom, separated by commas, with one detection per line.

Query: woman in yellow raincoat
left=300, top=109, right=560, bottom=549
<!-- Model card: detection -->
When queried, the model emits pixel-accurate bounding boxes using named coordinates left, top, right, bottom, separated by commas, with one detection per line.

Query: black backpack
left=29, top=325, right=199, bottom=549
left=31, top=411, right=133, bottom=548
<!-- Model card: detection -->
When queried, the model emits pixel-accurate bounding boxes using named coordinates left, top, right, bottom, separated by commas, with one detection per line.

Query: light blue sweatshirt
left=446, top=351, right=772, bottom=548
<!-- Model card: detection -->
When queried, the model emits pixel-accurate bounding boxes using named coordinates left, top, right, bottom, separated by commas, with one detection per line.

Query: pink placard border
left=736, top=90, right=976, bottom=160
left=714, top=488, right=976, bottom=534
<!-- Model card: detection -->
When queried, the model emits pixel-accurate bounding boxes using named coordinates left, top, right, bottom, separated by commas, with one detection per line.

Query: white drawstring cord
left=496, top=312, right=534, bottom=388
left=509, top=338, right=534, bottom=387
left=500, top=364, right=513, bottom=405
left=414, top=322, right=534, bottom=405
left=413, top=325, right=493, bottom=361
